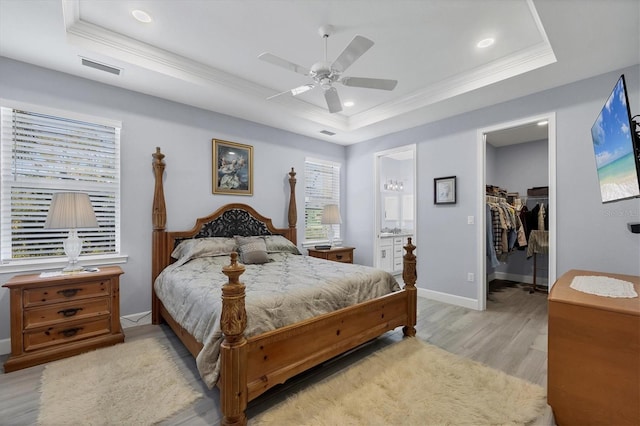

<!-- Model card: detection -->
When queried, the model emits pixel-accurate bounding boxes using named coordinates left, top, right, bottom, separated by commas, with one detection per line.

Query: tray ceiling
left=0, top=0, right=638, bottom=144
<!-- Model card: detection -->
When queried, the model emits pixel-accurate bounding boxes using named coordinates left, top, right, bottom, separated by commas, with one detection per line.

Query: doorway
left=476, top=114, right=556, bottom=311
left=374, top=145, right=416, bottom=275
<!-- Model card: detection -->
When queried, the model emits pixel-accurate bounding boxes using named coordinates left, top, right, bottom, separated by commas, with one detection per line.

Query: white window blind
left=304, top=158, right=341, bottom=242
left=0, top=106, right=121, bottom=263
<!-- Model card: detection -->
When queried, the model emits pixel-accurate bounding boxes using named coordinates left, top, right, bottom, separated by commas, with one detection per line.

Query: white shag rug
left=251, top=338, right=546, bottom=425
left=38, top=338, right=201, bottom=425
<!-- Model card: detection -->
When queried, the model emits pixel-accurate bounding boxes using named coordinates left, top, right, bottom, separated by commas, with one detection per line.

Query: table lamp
left=321, top=204, right=342, bottom=247
left=44, top=192, right=98, bottom=272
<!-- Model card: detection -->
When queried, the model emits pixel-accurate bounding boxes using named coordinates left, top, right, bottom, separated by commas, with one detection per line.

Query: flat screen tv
left=590, top=74, right=640, bottom=203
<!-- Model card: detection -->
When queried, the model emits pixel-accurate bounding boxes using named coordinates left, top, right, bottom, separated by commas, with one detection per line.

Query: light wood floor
left=0, top=281, right=553, bottom=425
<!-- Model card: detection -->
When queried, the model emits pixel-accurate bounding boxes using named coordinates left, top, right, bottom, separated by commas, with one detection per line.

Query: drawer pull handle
left=336, top=255, right=343, bottom=260
left=57, top=288, right=82, bottom=298
left=57, top=307, right=83, bottom=317
left=59, top=327, right=83, bottom=338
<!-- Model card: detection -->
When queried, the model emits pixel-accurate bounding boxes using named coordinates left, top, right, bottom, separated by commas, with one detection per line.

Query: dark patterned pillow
left=234, top=236, right=270, bottom=264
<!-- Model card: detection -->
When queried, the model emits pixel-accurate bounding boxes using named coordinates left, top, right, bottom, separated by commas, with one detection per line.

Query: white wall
left=346, top=65, right=640, bottom=305
left=0, top=57, right=345, bottom=343
left=1, top=56, right=639, bottom=344
left=492, top=139, right=548, bottom=198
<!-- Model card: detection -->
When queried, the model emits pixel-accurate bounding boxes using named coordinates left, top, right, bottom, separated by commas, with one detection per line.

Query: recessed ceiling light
left=477, top=38, right=495, bottom=48
left=132, top=10, right=152, bottom=23
left=537, top=120, right=548, bottom=126
left=343, top=101, right=355, bottom=107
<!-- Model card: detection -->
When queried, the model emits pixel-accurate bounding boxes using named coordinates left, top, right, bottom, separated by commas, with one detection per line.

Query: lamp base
left=62, top=263, right=85, bottom=273
left=62, top=229, right=84, bottom=273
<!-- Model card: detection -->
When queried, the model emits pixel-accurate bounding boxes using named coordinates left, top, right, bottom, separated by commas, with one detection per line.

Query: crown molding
left=62, top=0, right=348, bottom=131
left=349, top=41, right=556, bottom=130
left=61, top=0, right=554, bottom=135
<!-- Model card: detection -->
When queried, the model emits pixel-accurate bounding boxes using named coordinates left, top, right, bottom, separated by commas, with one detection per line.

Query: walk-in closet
left=485, top=124, right=550, bottom=301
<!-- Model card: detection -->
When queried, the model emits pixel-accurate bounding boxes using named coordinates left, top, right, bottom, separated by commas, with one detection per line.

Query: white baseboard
left=417, top=287, right=481, bottom=310
left=0, top=338, right=10, bottom=356
left=120, top=311, right=152, bottom=329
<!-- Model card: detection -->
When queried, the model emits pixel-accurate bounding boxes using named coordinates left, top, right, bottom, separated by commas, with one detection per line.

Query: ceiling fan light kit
left=259, top=25, right=398, bottom=113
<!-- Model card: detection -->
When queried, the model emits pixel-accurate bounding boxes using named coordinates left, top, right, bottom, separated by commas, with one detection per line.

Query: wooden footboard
left=219, top=242, right=416, bottom=425
left=151, top=148, right=417, bottom=426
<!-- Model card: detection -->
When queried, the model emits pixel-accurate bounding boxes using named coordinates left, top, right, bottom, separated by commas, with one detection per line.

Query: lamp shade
left=44, top=192, right=98, bottom=229
left=321, top=204, right=342, bottom=225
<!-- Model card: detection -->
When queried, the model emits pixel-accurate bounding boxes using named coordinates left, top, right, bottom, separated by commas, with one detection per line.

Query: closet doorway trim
left=475, top=112, right=557, bottom=311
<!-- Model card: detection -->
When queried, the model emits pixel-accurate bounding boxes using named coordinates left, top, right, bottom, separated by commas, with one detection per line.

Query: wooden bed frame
left=151, top=147, right=417, bottom=425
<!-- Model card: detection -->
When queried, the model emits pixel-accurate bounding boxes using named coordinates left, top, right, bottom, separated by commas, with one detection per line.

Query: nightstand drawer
left=308, top=247, right=355, bottom=264
left=24, top=297, right=110, bottom=330
left=23, top=279, right=110, bottom=307
left=24, top=317, right=111, bottom=352
left=326, top=251, right=353, bottom=263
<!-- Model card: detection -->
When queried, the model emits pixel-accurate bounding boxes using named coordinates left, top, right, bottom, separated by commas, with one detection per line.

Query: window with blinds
left=304, top=158, right=341, bottom=242
left=0, top=106, right=121, bottom=263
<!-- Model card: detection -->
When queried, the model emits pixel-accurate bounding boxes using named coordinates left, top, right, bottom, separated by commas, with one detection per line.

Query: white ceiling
left=0, top=0, right=638, bottom=145
left=486, top=120, right=550, bottom=147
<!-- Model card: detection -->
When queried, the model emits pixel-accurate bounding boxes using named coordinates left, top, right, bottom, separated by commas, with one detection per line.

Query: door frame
left=475, top=113, right=557, bottom=310
left=373, top=144, right=417, bottom=271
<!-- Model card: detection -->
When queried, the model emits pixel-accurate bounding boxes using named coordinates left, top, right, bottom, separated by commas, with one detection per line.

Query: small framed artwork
left=212, top=139, right=253, bottom=195
left=434, top=176, right=456, bottom=204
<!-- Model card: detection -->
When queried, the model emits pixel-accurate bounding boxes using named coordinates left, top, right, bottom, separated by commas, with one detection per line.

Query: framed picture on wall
left=434, top=176, right=456, bottom=204
left=212, top=139, right=253, bottom=195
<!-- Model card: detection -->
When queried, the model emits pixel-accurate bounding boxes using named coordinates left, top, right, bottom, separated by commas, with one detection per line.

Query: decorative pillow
left=263, top=235, right=301, bottom=255
left=171, top=237, right=237, bottom=262
left=234, top=236, right=270, bottom=264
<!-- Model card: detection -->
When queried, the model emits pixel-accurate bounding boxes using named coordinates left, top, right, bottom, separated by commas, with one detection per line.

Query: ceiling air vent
left=320, top=130, right=336, bottom=136
left=80, top=57, right=121, bottom=75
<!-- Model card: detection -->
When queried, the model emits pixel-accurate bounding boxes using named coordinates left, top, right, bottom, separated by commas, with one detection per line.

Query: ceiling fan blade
left=331, top=35, right=374, bottom=72
left=341, top=76, right=398, bottom=91
left=324, top=87, right=343, bottom=113
left=266, top=84, right=315, bottom=100
left=258, top=52, right=309, bottom=76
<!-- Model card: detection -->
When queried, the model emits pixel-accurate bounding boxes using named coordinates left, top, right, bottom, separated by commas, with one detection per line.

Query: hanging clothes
left=538, top=203, right=546, bottom=231
left=486, top=195, right=528, bottom=264
left=486, top=204, right=500, bottom=268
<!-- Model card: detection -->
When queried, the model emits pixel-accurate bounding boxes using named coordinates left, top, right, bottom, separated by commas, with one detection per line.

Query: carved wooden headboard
left=151, top=147, right=298, bottom=284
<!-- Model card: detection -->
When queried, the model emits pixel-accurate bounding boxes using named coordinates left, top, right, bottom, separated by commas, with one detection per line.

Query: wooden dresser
left=548, top=269, right=639, bottom=425
left=3, top=266, right=124, bottom=373
left=307, top=246, right=354, bottom=264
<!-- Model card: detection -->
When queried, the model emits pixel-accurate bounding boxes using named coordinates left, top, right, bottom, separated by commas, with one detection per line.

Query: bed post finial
left=402, top=237, right=417, bottom=337
left=288, top=167, right=297, bottom=245
left=220, top=252, right=248, bottom=426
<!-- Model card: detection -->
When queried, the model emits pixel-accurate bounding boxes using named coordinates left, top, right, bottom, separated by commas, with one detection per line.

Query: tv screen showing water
left=590, top=75, right=640, bottom=203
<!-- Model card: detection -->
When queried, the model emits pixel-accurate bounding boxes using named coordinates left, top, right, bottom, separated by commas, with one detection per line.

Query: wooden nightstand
left=3, top=266, right=125, bottom=373
left=307, top=246, right=355, bottom=264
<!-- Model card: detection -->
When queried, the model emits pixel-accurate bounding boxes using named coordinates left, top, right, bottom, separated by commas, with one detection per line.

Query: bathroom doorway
left=374, top=145, right=416, bottom=275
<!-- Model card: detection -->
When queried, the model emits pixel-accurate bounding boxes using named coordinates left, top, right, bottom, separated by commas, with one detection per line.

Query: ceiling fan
left=258, top=25, right=398, bottom=113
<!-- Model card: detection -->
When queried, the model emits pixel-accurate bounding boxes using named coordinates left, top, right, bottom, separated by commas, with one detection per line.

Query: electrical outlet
left=467, top=273, right=475, bottom=282
left=467, top=216, right=475, bottom=225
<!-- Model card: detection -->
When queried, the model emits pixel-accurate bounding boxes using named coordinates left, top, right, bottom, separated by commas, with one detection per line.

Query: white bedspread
left=154, top=253, right=400, bottom=388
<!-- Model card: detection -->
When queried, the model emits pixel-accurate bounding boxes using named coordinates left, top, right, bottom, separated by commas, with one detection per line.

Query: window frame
left=303, top=157, right=342, bottom=247
left=0, top=100, right=127, bottom=273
